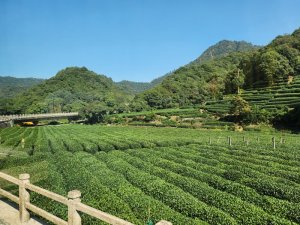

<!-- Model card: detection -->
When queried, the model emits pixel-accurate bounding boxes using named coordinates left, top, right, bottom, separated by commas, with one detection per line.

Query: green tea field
left=0, top=125, right=300, bottom=224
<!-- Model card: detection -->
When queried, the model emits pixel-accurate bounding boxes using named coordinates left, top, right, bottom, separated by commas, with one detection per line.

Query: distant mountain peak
left=137, top=40, right=261, bottom=89
left=193, top=40, right=261, bottom=64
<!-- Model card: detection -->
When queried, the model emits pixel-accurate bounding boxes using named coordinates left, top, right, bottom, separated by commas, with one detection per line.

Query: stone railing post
left=156, top=220, right=172, bottom=225
left=19, top=173, right=30, bottom=223
left=272, top=137, right=276, bottom=150
left=68, top=190, right=82, bottom=225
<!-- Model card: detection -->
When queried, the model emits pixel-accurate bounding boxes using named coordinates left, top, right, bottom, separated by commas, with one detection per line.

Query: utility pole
left=237, top=69, right=240, bottom=95
left=52, top=97, right=55, bottom=113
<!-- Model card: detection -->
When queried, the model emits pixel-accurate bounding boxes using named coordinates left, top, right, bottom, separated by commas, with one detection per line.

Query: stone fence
left=0, top=172, right=171, bottom=225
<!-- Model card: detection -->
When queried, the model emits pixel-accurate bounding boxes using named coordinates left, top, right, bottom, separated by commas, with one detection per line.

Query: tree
left=130, top=99, right=149, bottom=112
left=207, top=78, right=221, bottom=100
left=276, top=44, right=300, bottom=71
left=245, top=105, right=270, bottom=124
left=230, top=96, right=251, bottom=116
left=257, top=50, right=293, bottom=85
left=224, top=68, right=245, bottom=94
left=83, top=102, right=108, bottom=124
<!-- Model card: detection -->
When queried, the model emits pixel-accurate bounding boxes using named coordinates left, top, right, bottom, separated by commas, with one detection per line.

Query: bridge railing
left=0, top=112, right=79, bottom=122
left=0, top=172, right=172, bottom=225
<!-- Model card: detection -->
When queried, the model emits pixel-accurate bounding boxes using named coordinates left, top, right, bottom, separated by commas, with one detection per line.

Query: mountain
left=208, top=28, right=300, bottom=125
left=116, top=80, right=153, bottom=94
left=150, top=72, right=173, bottom=86
left=192, top=40, right=261, bottom=64
left=115, top=41, right=260, bottom=95
left=116, top=73, right=173, bottom=94
left=0, top=76, right=44, bottom=99
left=5, top=67, right=131, bottom=116
left=131, top=40, right=260, bottom=110
left=116, top=73, right=172, bottom=95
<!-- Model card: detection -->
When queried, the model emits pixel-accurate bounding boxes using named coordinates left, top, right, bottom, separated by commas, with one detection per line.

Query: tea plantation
left=204, top=76, right=300, bottom=115
left=0, top=125, right=300, bottom=224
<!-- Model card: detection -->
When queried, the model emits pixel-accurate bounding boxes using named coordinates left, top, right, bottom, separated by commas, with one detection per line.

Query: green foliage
left=224, top=69, right=245, bottom=94
left=0, top=76, right=44, bottom=99
left=228, top=97, right=272, bottom=124
left=244, top=105, right=271, bottom=124
left=1, top=125, right=300, bottom=224
left=242, top=29, right=300, bottom=88
left=133, top=40, right=259, bottom=110
left=131, top=28, right=300, bottom=127
left=135, top=52, right=246, bottom=109
left=116, top=80, right=153, bottom=94
left=5, top=67, right=131, bottom=119
left=277, top=105, right=300, bottom=128
left=192, top=40, right=261, bottom=64
left=116, top=72, right=174, bottom=95
left=0, top=77, right=44, bottom=114
left=144, top=113, right=156, bottom=122
left=257, top=50, right=293, bottom=85
left=200, top=28, right=300, bottom=125
left=230, top=96, right=251, bottom=116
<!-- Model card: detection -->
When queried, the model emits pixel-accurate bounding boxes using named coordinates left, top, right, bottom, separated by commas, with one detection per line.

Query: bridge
left=0, top=112, right=79, bottom=127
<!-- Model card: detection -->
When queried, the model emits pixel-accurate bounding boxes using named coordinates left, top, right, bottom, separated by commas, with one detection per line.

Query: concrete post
left=68, top=190, right=82, bottom=225
left=19, top=173, right=30, bottom=223
left=21, top=138, right=25, bottom=149
left=272, top=137, right=276, bottom=150
left=228, top=137, right=232, bottom=146
left=209, top=137, right=212, bottom=145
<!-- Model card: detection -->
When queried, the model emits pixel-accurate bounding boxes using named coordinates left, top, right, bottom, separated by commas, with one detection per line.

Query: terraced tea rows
left=107, top=107, right=235, bottom=130
left=0, top=125, right=299, bottom=224
left=204, top=76, right=300, bottom=114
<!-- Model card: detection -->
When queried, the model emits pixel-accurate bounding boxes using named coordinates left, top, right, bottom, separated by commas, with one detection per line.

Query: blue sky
left=1, top=0, right=300, bottom=82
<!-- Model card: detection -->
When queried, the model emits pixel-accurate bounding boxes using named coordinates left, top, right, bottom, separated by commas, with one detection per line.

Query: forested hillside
left=116, top=72, right=173, bottom=94
left=116, top=80, right=153, bottom=94
left=132, top=29, right=300, bottom=112
left=192, top=40, right=261, bottom=64
left=240, top=28, right=300, bottom=88
left=0, top=76, right=44, bottom=99
left=196, top=28, right=300, bottom=127
left=2, top=67, right=131, bottom=121
left=1, top=28, right=300, bottom=127
left=116, top=41, right=259, bottom=96
left=131, top=41, right=259, bottom=110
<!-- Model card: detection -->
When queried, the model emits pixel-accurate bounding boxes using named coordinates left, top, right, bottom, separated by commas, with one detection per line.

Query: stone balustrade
left=0, top=112, right=79, bottom=121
